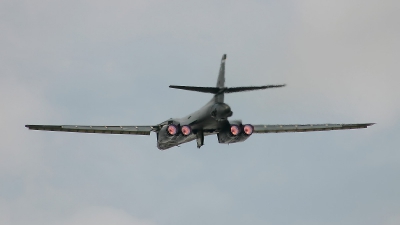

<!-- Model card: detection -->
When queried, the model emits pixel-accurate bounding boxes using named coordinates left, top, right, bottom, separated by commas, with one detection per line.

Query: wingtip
left=357, top=123, right=375, bottom=128
left=222, top=54, right=226, bottom=60
left=266, top=84, right=286, bottom=88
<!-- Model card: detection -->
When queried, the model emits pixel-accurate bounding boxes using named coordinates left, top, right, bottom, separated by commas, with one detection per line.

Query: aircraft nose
left=211, top=103, right=233, bottom=120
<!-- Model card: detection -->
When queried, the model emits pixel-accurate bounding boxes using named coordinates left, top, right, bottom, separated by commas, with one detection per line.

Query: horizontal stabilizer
left=169, top=85, right=220, bottom=94
left=225, top=84, right=285, bottom=93
left=169, top=84, right=285, bottom=94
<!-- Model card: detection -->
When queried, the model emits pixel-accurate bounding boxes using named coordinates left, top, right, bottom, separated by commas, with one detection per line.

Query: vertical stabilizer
left=217, top=54, right=226, bottom=88
left=215, top=54, right=226, bottom=103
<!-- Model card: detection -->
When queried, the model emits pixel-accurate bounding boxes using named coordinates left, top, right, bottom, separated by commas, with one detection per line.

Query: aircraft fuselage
left=156, top=96, right=233, bottom=150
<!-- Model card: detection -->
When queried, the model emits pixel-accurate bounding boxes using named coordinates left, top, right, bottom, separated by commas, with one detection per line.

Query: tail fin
left=216, top=54, right=226, bottom=88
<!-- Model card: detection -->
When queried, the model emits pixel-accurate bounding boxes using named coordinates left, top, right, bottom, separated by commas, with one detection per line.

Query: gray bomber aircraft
left=26, top=54, right=374, bottom=150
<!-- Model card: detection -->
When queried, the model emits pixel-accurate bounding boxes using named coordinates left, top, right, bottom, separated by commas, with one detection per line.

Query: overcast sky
left=1, top=0, right=399, bottom=224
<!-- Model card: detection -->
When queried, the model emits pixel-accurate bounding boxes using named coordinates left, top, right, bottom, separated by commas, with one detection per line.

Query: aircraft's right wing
left=253, top=123, right=374, bottom=133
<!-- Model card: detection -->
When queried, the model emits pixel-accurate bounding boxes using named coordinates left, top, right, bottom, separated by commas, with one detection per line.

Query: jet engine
left=158, top=124, right=180, bottom=143
left=217, top=124, right=254, bottom=144
left=157, top=124, right=193, bottom=143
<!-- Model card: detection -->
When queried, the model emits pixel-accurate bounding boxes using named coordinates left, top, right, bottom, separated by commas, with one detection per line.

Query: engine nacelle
left=217, top=124, right=254, bottom=144
left=158, top=124, right=180, bottom=143
left=157, top=124, right=193, bottom=143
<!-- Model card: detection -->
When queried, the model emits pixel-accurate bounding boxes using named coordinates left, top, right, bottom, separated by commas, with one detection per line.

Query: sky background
left=1, top=0, right=399, bottom=224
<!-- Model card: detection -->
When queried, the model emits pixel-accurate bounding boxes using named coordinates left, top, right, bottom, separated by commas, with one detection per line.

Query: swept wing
left=25, top=125, right=158, bottom=135
left=253, top=123, right=374, bottom=133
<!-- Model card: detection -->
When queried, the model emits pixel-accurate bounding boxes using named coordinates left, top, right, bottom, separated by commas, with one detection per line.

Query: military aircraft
left=26, top=54, right=374, bottom=150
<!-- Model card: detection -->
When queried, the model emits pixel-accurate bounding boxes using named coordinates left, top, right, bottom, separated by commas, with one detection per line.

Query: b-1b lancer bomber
left=26, top=54, right=374, bottom=150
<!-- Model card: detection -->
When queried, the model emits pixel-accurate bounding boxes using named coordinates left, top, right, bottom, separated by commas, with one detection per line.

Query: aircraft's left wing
left=25, top=125, right=158, bottom=135
left=253, top=123, right=374, bottom=133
